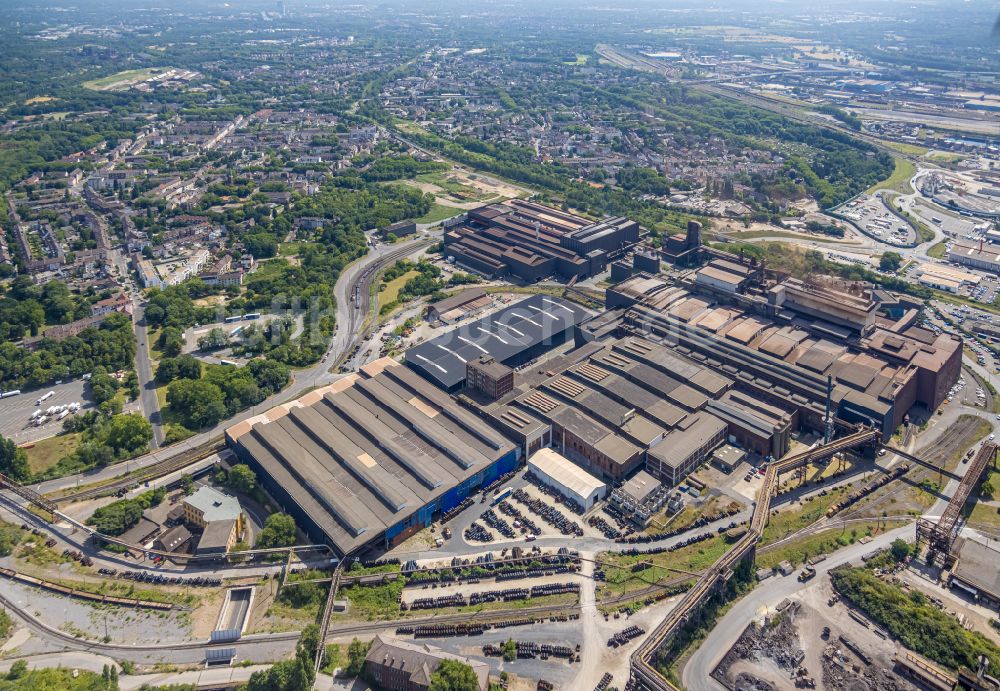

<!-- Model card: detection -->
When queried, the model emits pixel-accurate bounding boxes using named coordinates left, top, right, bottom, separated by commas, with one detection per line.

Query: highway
left=30, top=234, right=434, bottom=497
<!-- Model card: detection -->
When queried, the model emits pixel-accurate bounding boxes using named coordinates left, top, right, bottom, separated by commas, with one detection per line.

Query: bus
left=0, top=390, right=21, bottom=399
left=224, top=315, right=241, bottom=323
left=243, top=313, right=261, bottom=321
left=219, top=359, right=238, bottom=366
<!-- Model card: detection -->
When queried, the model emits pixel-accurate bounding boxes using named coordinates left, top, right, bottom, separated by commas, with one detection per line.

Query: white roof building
left=527, top=447, right=607, bottom=510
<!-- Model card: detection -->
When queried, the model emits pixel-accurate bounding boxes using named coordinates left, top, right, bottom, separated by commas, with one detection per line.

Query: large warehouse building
left=225, top=359, right=518, bottom=556
left=443, top=199, right=642, bottom=281
left=405, top=293, right=591, bottom=392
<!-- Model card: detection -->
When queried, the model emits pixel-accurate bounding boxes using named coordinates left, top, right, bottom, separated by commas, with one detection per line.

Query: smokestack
left=980, top=236, right=985, bottom=254
left=534, top=220, right=540, bottom=242
left=686, top=220, right=702, bottom=250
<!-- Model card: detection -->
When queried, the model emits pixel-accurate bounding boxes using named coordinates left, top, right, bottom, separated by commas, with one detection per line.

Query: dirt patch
left=714, top=605, right=805, bottom=691
left=190, top=587, right=227, bottom=638
left=715, top=576, right=923, bottom=691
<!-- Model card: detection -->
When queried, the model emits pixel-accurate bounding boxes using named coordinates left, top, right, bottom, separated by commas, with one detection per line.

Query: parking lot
left=838, top=195, right=915, bottom=246
left=0, top=379, right=93, bottom=445
left=913, top=200, right=982, bottom=238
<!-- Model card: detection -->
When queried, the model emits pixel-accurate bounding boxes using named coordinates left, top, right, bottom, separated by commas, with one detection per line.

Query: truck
left=798, top=565, right=816, bottom=582
left=0, top=390, right=21, bottom=398
left=491, top=487, right=513, bottom=506
left=36, top=391, right=54, bottom=405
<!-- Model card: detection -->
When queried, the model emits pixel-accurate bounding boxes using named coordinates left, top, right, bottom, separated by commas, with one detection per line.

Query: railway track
left=50, top=441, right=225, bottom=505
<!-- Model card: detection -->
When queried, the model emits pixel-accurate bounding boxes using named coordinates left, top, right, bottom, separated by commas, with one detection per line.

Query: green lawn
left=722, top=229, right=851, bottom=244
left=967, top=501, right=1000, bottom=533
left=927, top=242, right=948, bottom=259
left=22, top=433, right=82, bottom=475
left=378, top=270, right=420, bottom=307
left=598, top=535, right=731, bottom=601
left=760, top=485, right=851, bottom=545
left=926, top=151, right=967, bottom=164
left=415, top=203, right=464, bottom=225
left=884, top=141, right=929, bottom=157
left=757, top=520, right=904, bottom=570
left=866, top=157, right=916, bottom=195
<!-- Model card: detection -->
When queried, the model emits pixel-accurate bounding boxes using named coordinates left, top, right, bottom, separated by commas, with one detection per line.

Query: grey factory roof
left=620, top=470, right=662, bottom=504
left=196, top=519, right=236, bottom=553
left=647, top=412, right=727, bottom=470
left=233, top=363, right=514, bottom=555
left=428, top=288, right=488, bottom=316
left=952, top=538, right=1000, bottom=601
left=405, top=294, right=590, bottom=389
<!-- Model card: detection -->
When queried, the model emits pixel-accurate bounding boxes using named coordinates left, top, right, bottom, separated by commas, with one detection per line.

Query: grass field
left=867, top=157, right=917, bottom=195
left=927, top=242, right=948, bottom=259
left=415, top=172, right=489, bottom=201
left=82, top=68, right=167, bottom=91
left=721, top=229, right=851, bottom=244
left=22, top=433, right=82, bottom=475
left=760, top=484, right=852, bottom=545
left=378, top=270, right=419, bottom=307
left=967, top=501, right=1000, bottom=533
left=415, top=203, right=464, bottom=224
left=926, top=152, right=967, bottom=164
left=598, top=535, right=731, bottom=600
left=757, top=520, right=906, bottom=570
left=884, top=141, right=929, bottom=157
left=563, top=54, right=590, bottom=65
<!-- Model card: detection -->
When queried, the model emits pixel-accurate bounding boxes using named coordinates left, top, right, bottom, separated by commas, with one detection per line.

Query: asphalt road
left=133, top=300, right=164, bottom=448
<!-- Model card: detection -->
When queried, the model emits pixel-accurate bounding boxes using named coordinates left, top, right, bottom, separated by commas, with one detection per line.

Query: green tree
left=6, top=660, right=27, bottom=680
left=197, top=328, right=229, bottom=351
left=155, top=355, right=201, bottom=384
left=227, top=464, right=257, bottom=494
left=890, top=538, right=913, bottom=561
left=166, top=379, right=227, bottom=429
left=89, top=372, right=119, bottom=404
left=256, top=513, right=297, bottom=549
left=879, top=251, right=902, bottom=272
left=501, top=638, right=517, bottom=662
left=344, top=638, right=371, bottom=677
left=245, top=658, right=312, bottom=691
left=158, top=326, right=184, bottom=358
left=0, top=434, right=30, bottom=482
left=429, top=659, right=480, bottom=691
left=101, top=414, right=153, bottom=458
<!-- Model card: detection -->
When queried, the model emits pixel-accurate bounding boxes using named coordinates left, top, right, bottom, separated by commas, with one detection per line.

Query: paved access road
left=133, top=299, right=163, bottom=448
